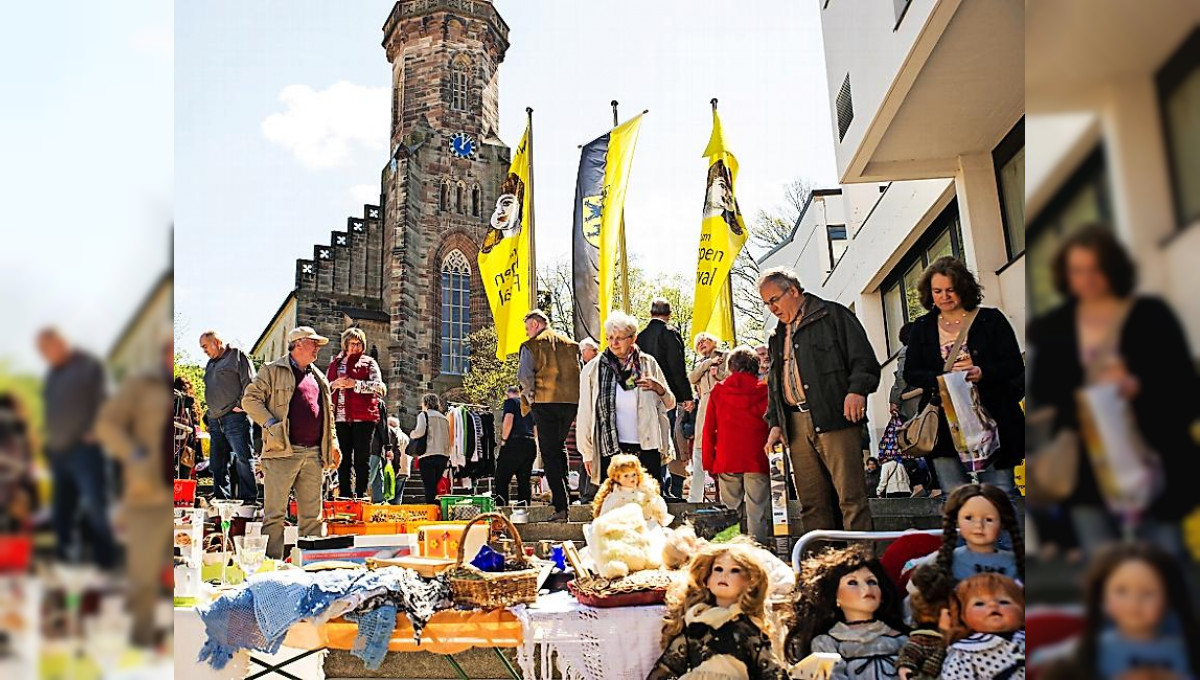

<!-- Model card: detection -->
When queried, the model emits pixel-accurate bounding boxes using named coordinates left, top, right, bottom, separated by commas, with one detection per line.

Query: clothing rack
left=447, top=401, right=489, bottom=411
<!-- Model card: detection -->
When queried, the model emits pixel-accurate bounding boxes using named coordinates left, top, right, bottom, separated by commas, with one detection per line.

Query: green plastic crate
left=438, top=495, right=495, bottom=521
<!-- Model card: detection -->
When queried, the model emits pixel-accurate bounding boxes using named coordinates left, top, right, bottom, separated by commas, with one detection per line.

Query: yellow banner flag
left=692, top=108, right=748, bottom=345
left=478, top=119, right=534, bottom=359
left=596, top=114, right=645, bottom=349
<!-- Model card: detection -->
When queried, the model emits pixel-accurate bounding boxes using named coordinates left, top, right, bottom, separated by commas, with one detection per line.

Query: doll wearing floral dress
left=786, top=546, right=909, bottom=680
left=940, top=573, right=1025, bottom=680
left=594, top=453, right=673, bottom=526
left=648, top=542, right=789, bottom=680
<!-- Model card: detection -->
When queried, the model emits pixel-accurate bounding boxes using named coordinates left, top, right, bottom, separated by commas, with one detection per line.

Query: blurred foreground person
left=95, top=334, right=174, bottom=648
left=36, top=328, right=117, bottom=570
left=1029, top=226, right=1200, bottom=557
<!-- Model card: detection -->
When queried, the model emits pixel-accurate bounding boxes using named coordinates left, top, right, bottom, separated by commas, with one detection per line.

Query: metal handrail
left=791, top=529, right=943, bottom=573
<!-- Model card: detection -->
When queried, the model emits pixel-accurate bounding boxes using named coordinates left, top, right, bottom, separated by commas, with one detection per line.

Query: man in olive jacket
left=759, top=267, right=881, bottom=532
left=242, top=327, right=341, bottom=558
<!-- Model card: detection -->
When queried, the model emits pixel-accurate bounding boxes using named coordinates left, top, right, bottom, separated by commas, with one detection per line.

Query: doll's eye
left=846, top=578, right=857, bottom=586
left=866, top=578, right=878, bottom=587
left=729, top=567, right=741, bottom=575
left=713, top=565, right=724, bottom=573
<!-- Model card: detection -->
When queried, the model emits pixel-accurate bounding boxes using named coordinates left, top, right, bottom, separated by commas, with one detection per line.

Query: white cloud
left=261, top=82, right=389, bottom=170
left=349, top=184, right=379, bottom=208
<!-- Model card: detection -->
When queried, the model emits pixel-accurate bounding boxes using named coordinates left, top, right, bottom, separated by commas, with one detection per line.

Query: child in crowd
left=940, top=573, right=1025, bottom=679
left=648, top=542, right=788, bottom=680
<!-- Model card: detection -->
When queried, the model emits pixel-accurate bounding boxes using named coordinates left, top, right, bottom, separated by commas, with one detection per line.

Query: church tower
left=380, top=0, right=512, bottom=422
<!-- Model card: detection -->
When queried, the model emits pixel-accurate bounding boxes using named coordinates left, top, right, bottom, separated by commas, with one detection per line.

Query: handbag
left=897, top=310, right=977, bottom=458
left=406, top=411, right=428, bottom=457
left=938, top=369, right=1001, bottom=471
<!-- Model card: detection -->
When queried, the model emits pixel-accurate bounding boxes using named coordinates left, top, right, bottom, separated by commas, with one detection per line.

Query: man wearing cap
left=241, top=327, right=342, bottom=558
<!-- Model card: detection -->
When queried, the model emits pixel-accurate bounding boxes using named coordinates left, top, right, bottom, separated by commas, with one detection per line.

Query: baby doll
left=940, top=573, right=1025, bottom=680
left=786, top=545, right=909, bottom=680
left=904, top=484, right=1024, bottom=588
left=1043, top=542, right=1198, bottom=680
left=648, top=542, right=788, bottom=680
left=594, top=453, right=672, bottom=526
left=896, top=565, right=952, bottom=680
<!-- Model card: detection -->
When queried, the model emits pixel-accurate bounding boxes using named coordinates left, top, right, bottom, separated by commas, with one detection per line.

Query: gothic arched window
left=439, top=181, right=449, bottom=212
left=450, top=53, right=471, bottom=112
left=441, top=249, right=471, bottom=375
left=456, top=183, right=465, bottom=214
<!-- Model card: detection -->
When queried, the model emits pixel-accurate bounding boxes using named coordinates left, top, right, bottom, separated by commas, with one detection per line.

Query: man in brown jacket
left=516, top=310, right=579, bottom=521
left=95, top=334, right=174, bottom=648
left=241, top=327, right=341, bottom=558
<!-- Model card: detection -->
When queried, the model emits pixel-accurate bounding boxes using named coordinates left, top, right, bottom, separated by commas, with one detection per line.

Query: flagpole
left=525, top=107, right=537, bottom=311
left=711, top=97, right=737, bottom=346
left=613, top=100, right=631, bottom=314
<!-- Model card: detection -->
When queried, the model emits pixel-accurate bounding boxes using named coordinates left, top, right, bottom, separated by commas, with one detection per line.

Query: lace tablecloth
left=512, top=591, right=666, bottom=680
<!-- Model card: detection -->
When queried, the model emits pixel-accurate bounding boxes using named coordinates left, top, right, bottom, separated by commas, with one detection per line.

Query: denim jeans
left=209, top=411, right=257, bottom=503
left=50, top=443, right=117, bottom=569
left=367, top=454, right=385, bottom=503
left=1070, top=504, right=1187, bottom=560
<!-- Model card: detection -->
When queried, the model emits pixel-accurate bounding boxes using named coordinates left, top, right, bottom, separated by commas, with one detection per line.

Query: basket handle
left=453, top=511, right=526, bottom=568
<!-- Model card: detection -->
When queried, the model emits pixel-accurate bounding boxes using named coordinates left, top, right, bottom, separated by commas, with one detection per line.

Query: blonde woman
left=688, top=332, right=726, bottom=502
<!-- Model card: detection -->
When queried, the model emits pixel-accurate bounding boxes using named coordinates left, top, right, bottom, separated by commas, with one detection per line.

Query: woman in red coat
left=702, top=346, right=772, bottom=545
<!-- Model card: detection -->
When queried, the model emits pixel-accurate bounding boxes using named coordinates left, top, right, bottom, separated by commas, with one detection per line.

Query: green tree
left=730, top=177, right=813, bottom=344
left=459, top=327, right=519, bottom=410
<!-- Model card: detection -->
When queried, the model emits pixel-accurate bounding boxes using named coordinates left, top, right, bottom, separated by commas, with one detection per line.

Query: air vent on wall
left=836, top=74, right=854, bottom=141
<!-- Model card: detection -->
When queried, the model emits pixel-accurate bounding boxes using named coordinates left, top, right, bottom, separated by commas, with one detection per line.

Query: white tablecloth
left=174, top=607, right=326, bottom=680
left=513, top=591, right=666, bottom=680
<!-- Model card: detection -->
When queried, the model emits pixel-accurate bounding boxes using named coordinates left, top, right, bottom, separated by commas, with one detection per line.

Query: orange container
left=327, top=521, right=405, bottom=536
left=364, top=504, right=439, bottom=524
left=289, top=499, right=365, bottom=521
left=412, top=520, right=490, bottom=560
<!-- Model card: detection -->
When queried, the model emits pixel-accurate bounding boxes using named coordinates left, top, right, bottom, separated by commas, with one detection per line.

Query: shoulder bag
left=897, top=310, right=977, bottom=458
left=406, top=411, right=428, bottom=457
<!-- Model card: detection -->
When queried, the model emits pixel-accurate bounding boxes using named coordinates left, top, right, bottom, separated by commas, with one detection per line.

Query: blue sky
left=0, top=0, right=173, bottom=374
left=175, top=0, right=839, bottom=360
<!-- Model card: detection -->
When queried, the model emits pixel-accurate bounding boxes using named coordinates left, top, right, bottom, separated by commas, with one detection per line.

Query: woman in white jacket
left=876, top=457, right=912, bottom=498
left=577, top=312, right=677, bottom=489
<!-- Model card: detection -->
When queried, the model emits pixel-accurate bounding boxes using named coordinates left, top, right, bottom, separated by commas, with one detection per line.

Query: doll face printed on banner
left=708, top=554, right=749, bottom=608
left=958, top=495, right=1002, bottom=552
left=1104, top=559, right=1167, bottom=639
left=836, top=566, right=882, bottom=622
left=962, top=587, right=1023, bottom=634
left=617, top=469, right=639, bottom=490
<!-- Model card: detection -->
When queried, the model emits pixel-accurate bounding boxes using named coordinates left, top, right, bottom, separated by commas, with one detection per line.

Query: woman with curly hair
left=648, top=542, right=787, bottom=679
left=786, top=545, right=909, bottom=679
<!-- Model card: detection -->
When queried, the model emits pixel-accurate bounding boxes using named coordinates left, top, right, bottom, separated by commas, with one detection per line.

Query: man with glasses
left=759, top=267, right=881, bottom=533
left=241, top=327, right=342, bottom=558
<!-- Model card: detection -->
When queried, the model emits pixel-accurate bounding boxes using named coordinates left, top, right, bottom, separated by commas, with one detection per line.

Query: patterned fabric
left=939, top=630, right=1024, bottom=680
left=648, top=603, right=788, bottom=680
left=595, top=354, right=634, bottom=461
left=895, top=629, right=945, bottom=680
left=877, top=416, right=902, bottom=461
left=603, top=347, right=644, bottom=390
left=809, top=620, right=907, bottom=680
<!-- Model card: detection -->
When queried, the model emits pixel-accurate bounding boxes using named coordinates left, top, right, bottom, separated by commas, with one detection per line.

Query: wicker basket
left=446, top=512, right=539, bottom=609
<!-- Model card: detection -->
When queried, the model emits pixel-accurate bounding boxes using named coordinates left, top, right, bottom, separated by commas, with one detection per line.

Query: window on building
left=893, top=0, right=912, bottom=28
left=439, top=182, right=448, bottom=212
left=1027, top=147, right=1113, bottom=316
left=994, top=118, right=1025, bottom=259
left=826, top=224, right=848, bottom=269
left=450, top=53, right=471, bottom=112
left=879, top=201, right=964, bottom=356
left=472, top=185, right=481, bottom=217
left=1158, top=28, right=1200, bottom=229
left=441, top=250, right=471, bottom=375
left=456, top=184, right=464, bottom=213
left=835, top=74, right=854, bottom=141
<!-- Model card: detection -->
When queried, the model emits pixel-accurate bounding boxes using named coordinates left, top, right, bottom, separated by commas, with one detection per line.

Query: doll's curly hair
left=944, top=572, right=1024, bottom=645
left=659, top=542, right=771, bottom=649
left=592, top=453, right=659, bottom=517
left=909, top=564, right=954, bottom=628
left=937, top=484, right=1025, bottom=584
left=784, top=545, right=909, bottom=663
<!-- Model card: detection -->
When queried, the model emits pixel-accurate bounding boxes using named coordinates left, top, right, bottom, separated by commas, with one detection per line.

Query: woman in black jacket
left=1028, top=225, right=1200, bottom=557
left=903, top=257, right=1025, bottom=502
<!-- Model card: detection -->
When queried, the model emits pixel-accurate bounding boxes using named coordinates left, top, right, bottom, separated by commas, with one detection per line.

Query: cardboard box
left=413, top=521, right=490, bottom=561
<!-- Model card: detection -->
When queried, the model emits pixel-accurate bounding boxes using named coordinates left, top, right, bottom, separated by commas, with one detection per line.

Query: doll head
left=660, top=542, right=771, bottom=648
left=1073, top=542, right=1200, bottom=677
left=785, top=545, right=908, bottom=663
left=945, top=573, right=1024, bottom=644
left=909, top=564, right=955, bottom=628
left=592, top=454, right=659, bottom=516
left=937, top=484, right=1025, bottom=582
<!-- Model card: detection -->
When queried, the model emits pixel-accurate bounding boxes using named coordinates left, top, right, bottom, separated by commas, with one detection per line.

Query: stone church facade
left=251, top=0, right=512, bottom=425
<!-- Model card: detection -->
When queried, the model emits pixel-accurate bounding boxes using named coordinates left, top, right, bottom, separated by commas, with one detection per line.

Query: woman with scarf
left=576, top=311, right=677, bottom=489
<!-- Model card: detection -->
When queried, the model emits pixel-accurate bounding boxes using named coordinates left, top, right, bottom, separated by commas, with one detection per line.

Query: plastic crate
left=327, top=521, right=405, bottom=536
left=438, top=495, right=495, bottom=521
left=288, top=499, right=364, bottom=521
left=364, top=503, right=439, bottom=524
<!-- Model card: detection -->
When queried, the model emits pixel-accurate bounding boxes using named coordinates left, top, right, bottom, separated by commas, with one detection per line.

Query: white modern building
left=1027, top=5, right=1200, bottom=345
left=760, top=0, right=1024, bottom=450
